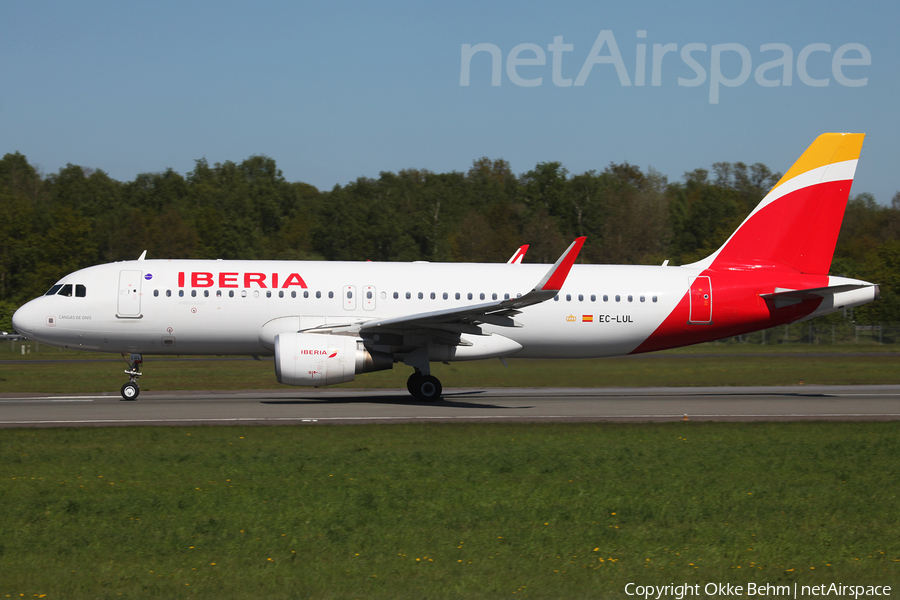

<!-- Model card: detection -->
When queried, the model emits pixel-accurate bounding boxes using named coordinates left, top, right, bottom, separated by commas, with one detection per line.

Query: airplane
left=11, top=133, right=879, bottom=401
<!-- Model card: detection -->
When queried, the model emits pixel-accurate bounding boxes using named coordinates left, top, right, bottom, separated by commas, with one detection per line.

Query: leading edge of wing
left=360, top=237, right=586, bottom=332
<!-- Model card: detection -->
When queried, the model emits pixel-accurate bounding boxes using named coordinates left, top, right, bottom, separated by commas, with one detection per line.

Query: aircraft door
left=363, top=285, right=376, bottom=311
left=343, top=285, right=357, bottom=311
left=117, top=270, right=143, bottom=318
left=688, top=276, right=712, bottom=323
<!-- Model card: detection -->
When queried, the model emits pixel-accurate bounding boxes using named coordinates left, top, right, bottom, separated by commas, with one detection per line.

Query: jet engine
left=274, top=332, right=392, bottom=386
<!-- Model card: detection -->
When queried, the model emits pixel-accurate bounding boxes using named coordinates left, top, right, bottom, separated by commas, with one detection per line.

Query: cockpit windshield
left=44, top=283, right=87, bottom=297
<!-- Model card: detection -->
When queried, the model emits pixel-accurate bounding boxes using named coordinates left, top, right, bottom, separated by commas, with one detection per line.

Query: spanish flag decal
left=583, top=315, right=593, bottom=322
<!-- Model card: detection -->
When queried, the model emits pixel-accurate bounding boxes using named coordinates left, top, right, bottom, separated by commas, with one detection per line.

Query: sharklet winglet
left=534, top=237, right=586, bottom=293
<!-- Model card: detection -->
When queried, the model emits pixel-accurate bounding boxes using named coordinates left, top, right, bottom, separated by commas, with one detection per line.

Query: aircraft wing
left=359, top=238, right=585, bottom=335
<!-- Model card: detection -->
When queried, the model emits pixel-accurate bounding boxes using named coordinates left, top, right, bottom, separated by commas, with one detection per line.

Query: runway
left=1, top=385, right=899, bottom=427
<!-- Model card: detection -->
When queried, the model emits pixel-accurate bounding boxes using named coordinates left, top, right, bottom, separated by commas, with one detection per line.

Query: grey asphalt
left=1, top=385, right=899, bottom=427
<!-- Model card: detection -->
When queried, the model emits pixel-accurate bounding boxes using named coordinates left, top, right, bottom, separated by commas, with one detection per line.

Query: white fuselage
left=12, top=258, right=876, bottom=361
left=14, top=259, right=693, bottom=358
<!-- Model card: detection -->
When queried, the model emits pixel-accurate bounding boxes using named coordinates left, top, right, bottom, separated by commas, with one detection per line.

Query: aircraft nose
left=12, top=302, right=34, bottom=337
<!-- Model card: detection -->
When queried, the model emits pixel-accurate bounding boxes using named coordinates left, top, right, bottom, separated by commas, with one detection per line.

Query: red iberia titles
left=178, top=272, right=308, bottom=289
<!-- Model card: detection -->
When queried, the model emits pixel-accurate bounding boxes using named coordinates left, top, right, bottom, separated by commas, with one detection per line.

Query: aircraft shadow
left=260, top=390, right=529, bottom=409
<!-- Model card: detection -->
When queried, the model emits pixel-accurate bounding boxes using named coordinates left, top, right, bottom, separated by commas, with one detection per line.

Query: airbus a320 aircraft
left=12, top=133, right=879, bottom=401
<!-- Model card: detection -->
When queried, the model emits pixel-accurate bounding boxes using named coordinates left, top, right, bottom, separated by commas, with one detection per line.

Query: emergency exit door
left=688, top=276, right=712, bottom=323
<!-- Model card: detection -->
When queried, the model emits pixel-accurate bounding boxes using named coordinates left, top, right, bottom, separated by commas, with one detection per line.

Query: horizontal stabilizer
left=761, top=283, right=879, bottom=308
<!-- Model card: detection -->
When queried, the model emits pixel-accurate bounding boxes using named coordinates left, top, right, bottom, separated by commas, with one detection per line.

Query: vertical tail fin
left=691, top=133, right=865, bottom=275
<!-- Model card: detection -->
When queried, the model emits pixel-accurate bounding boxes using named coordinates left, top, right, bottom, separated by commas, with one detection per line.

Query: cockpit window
left=44, top=283, right=87, bottom=297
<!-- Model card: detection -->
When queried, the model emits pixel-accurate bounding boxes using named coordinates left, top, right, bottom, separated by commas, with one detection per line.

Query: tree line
left=1, top=151, right=898, bottom=330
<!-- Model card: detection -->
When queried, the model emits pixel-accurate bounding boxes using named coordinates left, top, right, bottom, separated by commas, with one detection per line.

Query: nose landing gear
left=121, top=353, right=142, bottom=401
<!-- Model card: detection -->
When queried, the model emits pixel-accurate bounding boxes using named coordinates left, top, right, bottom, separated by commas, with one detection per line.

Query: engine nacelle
left=274, top=332, right=392, bottom=386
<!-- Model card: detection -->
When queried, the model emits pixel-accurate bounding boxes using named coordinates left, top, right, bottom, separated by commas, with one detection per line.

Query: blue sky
left=2, top=1, right=898, bottom=203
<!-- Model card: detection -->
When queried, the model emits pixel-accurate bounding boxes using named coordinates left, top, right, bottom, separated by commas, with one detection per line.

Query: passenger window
left=204, top=290, right=210, bottom=298
left=652, top=296, right=658, bottom=303
left=615, top=295, right=621, bottom=302
left=627, top=295, right=633, bottom=302
left=393, top=292, right=399, bottom=299
left=504, top=293, right=510, bottom=300
left=76, top=284, right=86, bottom=297
left=216, top=290, right=222, bottom=297
left=418, top=292, right=424, bottom=300
left=406, top=292, right=411, bottom=299
left=253, top=290, right=260, bottom=299
left=166, top=290, right=172, bottom=297
left=328, top=291, right=334, bottom=299
left=442, top=292, right=448, bottom=300
left=492, top=293, right=497, bottom=300
left=347, top=291, right=353, bottom=299
left=45, top=284, right=63, bottom=296
left=59, top=284, right=73, bottom=297
left=279, top=291, right=284, bottom=298
left=603, top=295, right=608, bottom=302
left=367, top=291, right=372, bottom=299
left=179, top=290, right=185, bottom=297
left=153, top=289, right=159, bottom=297
left=566, top=294, right=571, bottom=301
left=241, top=290, right=247, bottom=298
left=316, top=291, right=321, bottom=299
left=191, top=290, right=197, bottom=298
left=266, top=291, right=272, bottom=298
left=591, top=295, right=596, bottom=302
left=304, top=291, right=309, bottom=298
left=229, top=291, right=235, bottom=298
left=578, top=294, right=583, bottom=302
left=291, top=291, right=296, bottom=298
left=640, top=295, right=645, bottom=302
left=430, top=292, right=436, bottom=300
left=480, top=293, right=485, bottom=300
left=468, top=293, right=473, bottom=300
left=554, top=295, right=559, bottom=301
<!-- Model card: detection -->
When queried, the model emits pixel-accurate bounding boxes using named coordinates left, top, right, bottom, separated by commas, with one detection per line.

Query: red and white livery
left=12, top=134, right=878, bottom=400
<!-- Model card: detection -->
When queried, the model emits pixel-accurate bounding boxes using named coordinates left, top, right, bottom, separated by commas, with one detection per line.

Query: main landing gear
left=406, top=371, right=443, bottom=401
left=120, top=353, right=142, bottom=401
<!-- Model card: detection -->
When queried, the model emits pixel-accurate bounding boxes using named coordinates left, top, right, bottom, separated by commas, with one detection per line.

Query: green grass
left=1, top=423, right=898, bottom=598
left=2, top=353, right=900, bottom=395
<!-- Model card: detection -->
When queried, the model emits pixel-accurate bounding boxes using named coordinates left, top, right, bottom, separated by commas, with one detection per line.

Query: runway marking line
left=3, top=414, right=900, bottom=426
left=0, top=398, right=96, bottom=403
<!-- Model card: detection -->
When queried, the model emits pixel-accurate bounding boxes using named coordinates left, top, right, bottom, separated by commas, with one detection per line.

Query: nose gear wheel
left=120, top=353, right=143, bottom=401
